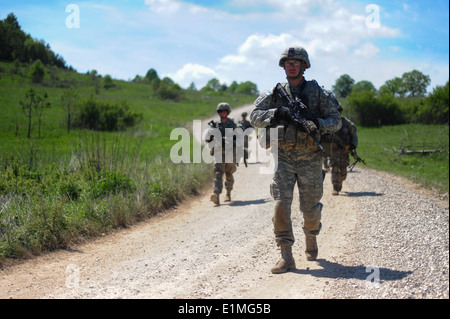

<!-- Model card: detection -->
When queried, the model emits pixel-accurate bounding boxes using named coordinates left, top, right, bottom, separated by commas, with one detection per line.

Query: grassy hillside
left=0, top=61, right=256, bottom=260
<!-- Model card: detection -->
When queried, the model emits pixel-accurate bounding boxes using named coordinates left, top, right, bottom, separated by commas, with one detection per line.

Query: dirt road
left=1, top=105, right=448, bottom=299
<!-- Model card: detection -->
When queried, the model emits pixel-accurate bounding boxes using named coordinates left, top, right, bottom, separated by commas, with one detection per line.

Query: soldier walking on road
left=238, top=112, right=254, bottom=167
left=330, top=106, right=358, bottom=195
left=206, top=103, right=238, bottom=206
left=250, top=46, right=341, bottom=274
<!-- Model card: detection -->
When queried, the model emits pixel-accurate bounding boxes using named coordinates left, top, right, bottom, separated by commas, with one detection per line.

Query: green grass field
left=0, top=61, right=256, bottom=260
left=356, top=124, right=449, bottom=194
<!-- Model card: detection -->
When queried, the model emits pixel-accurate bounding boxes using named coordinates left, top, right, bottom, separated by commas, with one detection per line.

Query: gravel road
left=0, top=106, right=448, bottom=299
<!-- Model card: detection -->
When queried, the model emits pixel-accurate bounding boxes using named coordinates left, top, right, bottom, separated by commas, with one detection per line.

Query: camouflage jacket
left=205, top=118, right=237, bottom=146
left=250, top=79, right=341, bottom=135
left=238, top=119, right=253, bottom=131
left=332, top=116, right=358, bottom=149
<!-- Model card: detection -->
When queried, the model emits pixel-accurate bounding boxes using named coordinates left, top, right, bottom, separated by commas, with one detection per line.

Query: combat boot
left=225, top=190, right=231, bottom=202
left=210, top=192, right=220, bottom=206
left=332, top=184, right=340, bottom=196
left=305, top=234, right=318, bottom=261
left=271, top=245, right=296, bottom=274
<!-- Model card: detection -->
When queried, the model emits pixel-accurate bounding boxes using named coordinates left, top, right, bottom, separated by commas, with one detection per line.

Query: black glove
left=274, top=106, right=292, bottom=121
left=349, top=144, right=356, bottom=151
left=312, top=119, right=320, bottom=129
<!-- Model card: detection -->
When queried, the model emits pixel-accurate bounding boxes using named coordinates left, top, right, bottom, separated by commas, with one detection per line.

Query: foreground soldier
left=206, top=103, right=238, bottom=206
left=250, top=46, right=341, bottom=273
left=330, top=105, right=358, bottom=195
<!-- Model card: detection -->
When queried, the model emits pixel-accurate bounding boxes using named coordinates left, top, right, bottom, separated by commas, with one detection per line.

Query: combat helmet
left=279, top=46, right=311, bottom=69
left=217, top=102, right=231, bottom=114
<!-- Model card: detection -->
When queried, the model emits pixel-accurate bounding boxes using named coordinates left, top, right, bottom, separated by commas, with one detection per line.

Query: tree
left=103, top=74, right=115, bottom=88
left=20, top=88, right=50, bottom=138
left=227, top=81, right=238, bottom=94
left=379, top=77, right=406, bottom=97
left=401, top=70, right=430, bottom=97
left=235, top=81, right=258, bottom=95
left=36, top=92, right=51, bottom=138
left=352, top=80, right=377, bottom=94
left=187, top=82, right=197, bottom=91
left=418, top=81, right=449, bottom=124
left=332, top=74, right=355, bottom=98
left=145, top=68, right=160, bottom=84
left=30, top=59, right=45, bottom=83
left=347, top=90, right=403, bottom=126
left=203, top=78, right=222, bottom=91
left=61, top=90, right=78, bottom=133
left=0, top=13, right=68, bottom=68
left=20, top=88, right=37, bottom=138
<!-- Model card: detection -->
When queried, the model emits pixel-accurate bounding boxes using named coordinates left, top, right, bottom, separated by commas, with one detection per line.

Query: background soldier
left=330, top=106, right=358, bottom=195
left=238, top=112, right=254, bottom=167
left=250, top=46, right=341, bottom=274
left=238, top=112, right=253, bottom=131
left=206, top=102, right=238, bottom=206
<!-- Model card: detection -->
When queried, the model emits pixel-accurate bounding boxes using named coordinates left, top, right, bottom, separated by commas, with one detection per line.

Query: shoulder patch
left=254, top=89, right=273, bottom=107
left=323, top=89, right=340, bottom=108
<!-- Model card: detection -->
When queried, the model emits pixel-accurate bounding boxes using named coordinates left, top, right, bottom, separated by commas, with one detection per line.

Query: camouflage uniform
left=251, top=80, right=341, bottom=249
left=212, top=118, right=238, bottom=196
left=330, top=116, right=358, bottom=194
left=238, top=112, right=254, bottom=165
left=205, top=102, right=238, bottom=205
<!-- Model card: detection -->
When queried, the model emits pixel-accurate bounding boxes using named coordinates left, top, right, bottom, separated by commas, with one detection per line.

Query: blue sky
left=1, top=0, right=448, bottom=93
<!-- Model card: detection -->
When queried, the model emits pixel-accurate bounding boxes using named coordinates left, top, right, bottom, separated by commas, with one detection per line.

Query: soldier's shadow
left=341, top=191, right=383, bottom=197
left=292, top=259, right=412, bottom=282
left=227, top=199, right=270, bottom=206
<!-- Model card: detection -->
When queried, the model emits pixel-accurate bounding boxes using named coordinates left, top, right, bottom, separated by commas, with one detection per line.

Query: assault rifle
left=332, top=133, right=366, bottom=171
left=348, top=150, right=366, bottom=171
left=208, top=120, right=217, bottom=128
left=207, top=120, right=247, bottom=167
left=275, top=83, right=325, bottom=153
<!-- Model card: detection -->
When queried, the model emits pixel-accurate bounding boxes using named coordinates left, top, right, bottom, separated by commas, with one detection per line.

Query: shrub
left=347, top=90, right=404, bottom=126
left=91, top=171, right=136, bottom=198
left=418, top=81, right=449, bottom=124
left=29, top=59, right=45, bottom=83
left=103, top=75, right=115, bottom=89
left=73, top=97, right=142, bottom=131
left=156, top=81, right=184, bottom=101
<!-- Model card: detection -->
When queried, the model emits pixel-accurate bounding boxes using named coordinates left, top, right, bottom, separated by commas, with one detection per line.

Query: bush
left=103, top=75, right=115, bottom=89
left=156, top=81, right=184, bottom=101
left=418, top=81, right=449, bottom=124
left=347, top=90, right=404, bottom=126
left=91, top=171, right=136, bottom=198
left=30, top=59, right=45, bottom=83
left=73, top=97, right=143, bottom=131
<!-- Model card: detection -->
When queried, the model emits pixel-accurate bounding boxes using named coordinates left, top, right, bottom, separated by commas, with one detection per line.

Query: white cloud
left=55, top=0, right=446, bottom=94
left=145, top=0, right=183, bottom=14
left=168, top=63, right=219, bottom=89
left=145, top=0, right=210, bottom=14
left=353, top=42, right=380, bottom=58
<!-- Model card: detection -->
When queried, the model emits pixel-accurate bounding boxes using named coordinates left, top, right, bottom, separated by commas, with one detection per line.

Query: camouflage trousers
left=330, top=145, right=350, bottom=191
left=270, top=149, right=323, bottom=246
left=213, top=161, right=237, bottom=194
